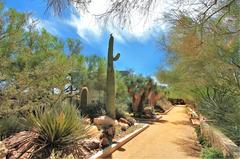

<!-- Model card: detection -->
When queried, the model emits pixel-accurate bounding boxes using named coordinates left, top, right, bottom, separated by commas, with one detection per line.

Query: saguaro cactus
left=106, top=34, right=120, bottom=119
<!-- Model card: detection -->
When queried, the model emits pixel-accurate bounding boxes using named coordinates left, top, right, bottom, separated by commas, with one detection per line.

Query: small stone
left=84, top=118, right=91, bottom=125
left=119, top=118, right=131, bottom=126
left=144, top=107, right=155, bottom=118
left=126, top=117, right=136, bottom=126
left=100, top=137, right=110, bottom=148
left=0, top=141, right=8, bottom=159
left=114, top=120, right=119, bottom=126
left=119, top=122, right=129, bottom=131
left=83, top=139, right=100, bottom=150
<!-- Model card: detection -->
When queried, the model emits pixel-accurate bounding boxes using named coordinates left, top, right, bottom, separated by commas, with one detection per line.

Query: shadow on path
left=171, top=120, right=191, bottom=126
left=173, top=136, right=201, bottom=157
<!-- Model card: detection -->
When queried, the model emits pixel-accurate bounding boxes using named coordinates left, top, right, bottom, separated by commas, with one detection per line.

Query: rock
left=99, top=125, right=115, bottom=148
left=2, top=131, right=38, bottom=159
left=87, top=125, right=100, bottom=137
left=83, top=139, right=100, bottom=150
left=154, top=104, right=165, bottom=113
left=100, top=137, right=110, bottom=148
left=126, top=117, right=136, bottom=126
left=0, top=141, right=7, bottom=159
left=155, top=115, right=162, bottom=121
left=114, top=120, right=119, bottom=126
left=105, top=125, right=115, bottom=138
left=121, top=125, right=128, bottom=131
left=93, top=116, right=115, bottom=126
left=83, top=118, right=91, bottom=125
left=119, top=122, right=129, bottom=131
left=119, top=118, right=131, bottom=126
left=144, top=107, right=155, bottom=118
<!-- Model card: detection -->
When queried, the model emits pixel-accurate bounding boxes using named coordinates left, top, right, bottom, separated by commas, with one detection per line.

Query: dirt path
left=110, top=105, right=201, bottom=159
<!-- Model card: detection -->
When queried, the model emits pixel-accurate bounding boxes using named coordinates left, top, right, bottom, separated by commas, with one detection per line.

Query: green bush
left=116, top=103, right=129, bottom=120
left=27, top=103, right=90, bottom=157
left=201, top=147, right=224, bottom=159
left=0, top=115, right=26, bottom=140
left=80, top=102, right=106, bottom=119
left=197, top=87, right=240, bottom=145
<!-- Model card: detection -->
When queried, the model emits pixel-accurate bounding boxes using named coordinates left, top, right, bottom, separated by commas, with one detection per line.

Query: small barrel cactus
left=106, top=34, right=120, bottom=119
left=80, top=87, right=89, bottom=108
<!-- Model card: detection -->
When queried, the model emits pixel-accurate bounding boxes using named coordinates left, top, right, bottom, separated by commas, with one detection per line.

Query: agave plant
left=12, top=103, right=90, bottom=158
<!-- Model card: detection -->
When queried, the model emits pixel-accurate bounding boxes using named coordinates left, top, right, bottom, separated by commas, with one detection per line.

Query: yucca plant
left=25, top=103, right=90, bottom=158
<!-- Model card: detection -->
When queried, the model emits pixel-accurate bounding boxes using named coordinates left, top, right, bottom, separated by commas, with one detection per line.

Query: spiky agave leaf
left=26, top=103, right=90, bottom=157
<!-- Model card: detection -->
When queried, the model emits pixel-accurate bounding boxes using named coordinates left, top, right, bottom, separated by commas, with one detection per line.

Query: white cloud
left=66, top=0, right=166, bottom=43
left=67, top=12, right=103, bottom=42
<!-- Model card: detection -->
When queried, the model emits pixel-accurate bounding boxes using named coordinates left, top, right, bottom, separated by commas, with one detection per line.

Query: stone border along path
left=110, top=105, right=201, bottom=159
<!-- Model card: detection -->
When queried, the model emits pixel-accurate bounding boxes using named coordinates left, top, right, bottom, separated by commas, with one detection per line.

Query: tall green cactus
left=106, top=34, right=120, bottom=119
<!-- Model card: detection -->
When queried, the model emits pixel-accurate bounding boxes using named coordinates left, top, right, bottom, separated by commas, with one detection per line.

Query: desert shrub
left=201, top=147, right=224, bottom=159
left=199, top=135, right=211, bottom=148
left=197, top=87, right=240, bottom=145
left=26, top=103, right=90, bottom=157
left=195, top=126, right=211, bottom=148
left=80, top=102, right=106, bottom=119
left=0, top=115, right=26, bottom=140
left=116, top=103, right=129, bottom=120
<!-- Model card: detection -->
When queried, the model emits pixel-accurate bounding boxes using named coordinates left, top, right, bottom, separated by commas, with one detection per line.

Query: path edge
left=89, top=123, right=149, bottom=159
left=160, top=105, right=175, bottom=115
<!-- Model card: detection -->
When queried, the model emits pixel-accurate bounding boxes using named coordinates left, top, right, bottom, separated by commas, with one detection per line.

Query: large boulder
left=93, top=116, right=115, bottom=126
left=0, top=141, right=7, bottom=159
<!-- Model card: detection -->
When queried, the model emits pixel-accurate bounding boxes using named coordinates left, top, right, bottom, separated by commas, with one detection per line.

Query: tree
left=95, top=57, right=106, bottom=102
left=0, top=4, right=71, bottom=117
left=46, top=0, right=240, bottom=35
left=157, top=0, right=240, bottom=144
left=115, top=71, right=129, bottom=104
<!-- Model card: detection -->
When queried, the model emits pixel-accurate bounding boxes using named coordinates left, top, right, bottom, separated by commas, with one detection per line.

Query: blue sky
left=3, top=0, right=168, bottom=76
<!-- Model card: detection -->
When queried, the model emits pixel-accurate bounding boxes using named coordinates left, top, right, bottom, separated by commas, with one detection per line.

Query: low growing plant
left=201, top=147, right=224, bottom=159
left=195, top=126, right=211, bottom=148
left=0, top=115, right=26, bottom=140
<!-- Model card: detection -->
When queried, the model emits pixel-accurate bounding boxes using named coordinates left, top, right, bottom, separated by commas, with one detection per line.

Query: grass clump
left=195, top=126, right=211, bottom=147
left=201, top=147, right=224, bottom=159
left=195, top=126, right=224, bottom=159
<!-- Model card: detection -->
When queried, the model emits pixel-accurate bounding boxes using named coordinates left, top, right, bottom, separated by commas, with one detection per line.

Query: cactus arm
left=113, top=53, right=120, bottom=61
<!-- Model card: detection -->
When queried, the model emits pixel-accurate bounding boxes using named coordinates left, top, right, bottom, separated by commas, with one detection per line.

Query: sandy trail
left=110, top=105, right=201, bottom=159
